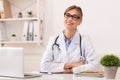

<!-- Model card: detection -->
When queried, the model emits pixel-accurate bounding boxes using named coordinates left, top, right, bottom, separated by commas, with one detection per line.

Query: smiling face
left=64, top=6, right=83, bottom=31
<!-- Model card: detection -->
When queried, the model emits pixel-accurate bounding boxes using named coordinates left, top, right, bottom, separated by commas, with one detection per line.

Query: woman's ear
left=78, top=19, right=82, bottom=25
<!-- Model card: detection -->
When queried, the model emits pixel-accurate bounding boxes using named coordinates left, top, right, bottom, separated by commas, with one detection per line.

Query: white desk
left=27, top=73, right=120, bottom=80
left=0, top=74, right=119, bottom=80
left=37, top=74, right=104, bottom=80
left=1, top=68, right=120, bottom=80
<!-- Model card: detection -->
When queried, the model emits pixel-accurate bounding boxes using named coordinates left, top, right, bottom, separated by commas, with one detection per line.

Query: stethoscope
left=52, top=34, right=86, bottom=62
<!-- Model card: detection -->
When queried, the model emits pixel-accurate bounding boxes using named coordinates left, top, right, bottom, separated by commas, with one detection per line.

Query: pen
left=40, top=72, right=52, bottom=74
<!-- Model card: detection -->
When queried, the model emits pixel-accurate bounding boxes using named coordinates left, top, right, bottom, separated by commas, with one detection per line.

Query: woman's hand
left=64, top=63, right=73, bottom=70
left=64, top=68, right=73, bottom=73
left=64, top=61, right=85, bottom=70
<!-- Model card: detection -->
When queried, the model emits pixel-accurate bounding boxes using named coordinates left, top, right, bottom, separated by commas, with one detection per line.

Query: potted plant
left=27, top=11, right=33, bottom=17
left=100, top=54, right=120, bottom=79
left=11, top=34, right=16, bottom=41
left=18, top=12, right=22, bottom=18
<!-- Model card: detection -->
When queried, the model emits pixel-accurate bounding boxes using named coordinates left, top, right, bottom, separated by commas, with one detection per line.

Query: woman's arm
left=40, top=37, right=65, bottom=72
left=72, top=35, right=102, bottom=73
left=64, top=61, right=85, bottom=70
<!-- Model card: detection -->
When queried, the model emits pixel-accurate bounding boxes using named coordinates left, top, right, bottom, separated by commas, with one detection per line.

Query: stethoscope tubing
left=52, top=34, right=86, bottom=62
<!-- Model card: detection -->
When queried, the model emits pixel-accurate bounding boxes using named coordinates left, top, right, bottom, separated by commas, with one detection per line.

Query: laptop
left=0, top=47, right=41, bottom=79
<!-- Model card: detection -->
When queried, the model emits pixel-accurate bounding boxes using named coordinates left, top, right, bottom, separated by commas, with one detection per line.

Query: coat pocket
left=52, top=49, right=62, bottom=62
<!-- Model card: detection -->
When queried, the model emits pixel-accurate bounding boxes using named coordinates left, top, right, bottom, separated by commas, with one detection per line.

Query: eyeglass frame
left=64, top=13, right=81, bottom=21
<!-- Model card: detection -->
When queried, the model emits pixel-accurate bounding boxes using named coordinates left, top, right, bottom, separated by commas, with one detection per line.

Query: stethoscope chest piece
left=80, top=56, right=85, bottom=63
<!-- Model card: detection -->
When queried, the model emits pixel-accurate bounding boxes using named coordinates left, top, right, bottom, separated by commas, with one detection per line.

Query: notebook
left=75, top=71, right=104, bottom=78
left=0, top=47, right=41, bottom=79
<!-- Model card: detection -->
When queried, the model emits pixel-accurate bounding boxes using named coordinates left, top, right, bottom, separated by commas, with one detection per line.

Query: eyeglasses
left=64, top=13, right=80, bottom=21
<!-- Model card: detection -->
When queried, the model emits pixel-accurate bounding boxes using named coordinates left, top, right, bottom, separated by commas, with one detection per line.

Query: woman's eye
left=73, top=16, right=79, bottom=19
left=66, top=14, right=71, bottom=17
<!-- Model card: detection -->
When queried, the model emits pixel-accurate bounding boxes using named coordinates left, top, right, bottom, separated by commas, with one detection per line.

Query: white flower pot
left=104, top=66, right=118, bottom=79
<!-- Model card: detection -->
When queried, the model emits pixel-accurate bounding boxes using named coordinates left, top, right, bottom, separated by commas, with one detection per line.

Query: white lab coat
left=41, top=31, right=101, bottom=73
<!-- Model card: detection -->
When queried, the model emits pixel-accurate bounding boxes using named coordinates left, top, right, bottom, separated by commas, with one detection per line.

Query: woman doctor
left=41, top=5, right=101, bottom=73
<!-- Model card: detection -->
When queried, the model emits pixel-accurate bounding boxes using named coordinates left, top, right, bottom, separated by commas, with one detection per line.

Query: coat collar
left=67, top=31, right=80, bottom=52
left=57, top=31, right=80, bottom=53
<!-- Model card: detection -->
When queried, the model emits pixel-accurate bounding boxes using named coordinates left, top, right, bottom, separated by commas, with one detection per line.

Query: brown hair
left=64, top=5, right=83, bottom=18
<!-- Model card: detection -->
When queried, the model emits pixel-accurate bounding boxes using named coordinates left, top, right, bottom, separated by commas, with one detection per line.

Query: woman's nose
left=67, top=17, right=73, bottom=21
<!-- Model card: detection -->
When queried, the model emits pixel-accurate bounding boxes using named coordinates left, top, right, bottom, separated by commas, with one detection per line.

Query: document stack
left=0, top=23, right=7, bottom=41
left=22, top=21, right=39, bottom=42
